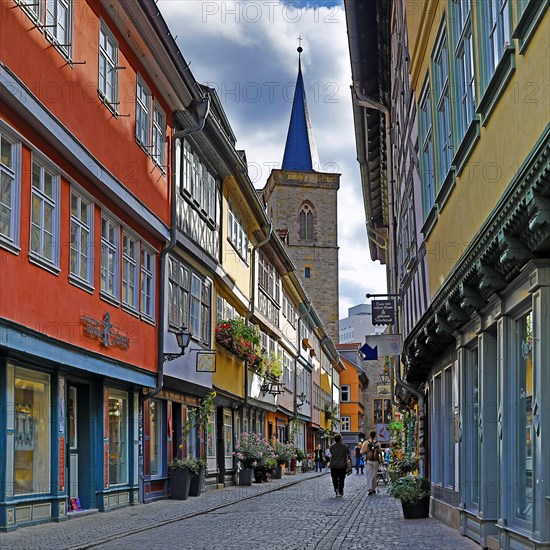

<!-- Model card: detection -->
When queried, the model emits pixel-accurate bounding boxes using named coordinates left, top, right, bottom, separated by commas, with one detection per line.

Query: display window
left=108, top=389, right=128, bottom=485
left=13, top=367, right=51, bottom=495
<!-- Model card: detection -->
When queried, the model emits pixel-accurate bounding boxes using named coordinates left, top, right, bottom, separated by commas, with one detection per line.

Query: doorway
left=67, top=384, right=93, bottom=510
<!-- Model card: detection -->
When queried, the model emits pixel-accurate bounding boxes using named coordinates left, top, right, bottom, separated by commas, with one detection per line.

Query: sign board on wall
left=377, top=423, right=390, bottom=443
left=372, top=300, right=394, bottom=325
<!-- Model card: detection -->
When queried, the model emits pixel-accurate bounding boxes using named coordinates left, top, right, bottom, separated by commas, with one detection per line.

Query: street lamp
left=296, top=392, right=307, bottom=408
left=164, top=326, right=193, bottom=362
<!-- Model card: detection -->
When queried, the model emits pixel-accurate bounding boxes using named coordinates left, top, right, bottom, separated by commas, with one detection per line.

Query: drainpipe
left=141, top=96, right=211, bottom=405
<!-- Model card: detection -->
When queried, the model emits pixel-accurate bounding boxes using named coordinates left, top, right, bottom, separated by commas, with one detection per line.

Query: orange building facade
left=0, top=0, right=181, bottom=530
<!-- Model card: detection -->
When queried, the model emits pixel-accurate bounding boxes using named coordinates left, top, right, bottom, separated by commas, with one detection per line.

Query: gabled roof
left=281, top=55, right=320, bottom=172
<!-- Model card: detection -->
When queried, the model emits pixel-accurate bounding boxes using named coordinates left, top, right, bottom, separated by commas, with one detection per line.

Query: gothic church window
left=299, top=203, right=315, bottom=240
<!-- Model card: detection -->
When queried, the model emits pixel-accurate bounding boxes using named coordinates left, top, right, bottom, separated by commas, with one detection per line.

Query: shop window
left=149, top=400, right=163, bottom=477
left=14, top=367, right=51, bottom=495
left=224, top=412, right=233, bottom=458
left=373, top=398, right=392, bottom=424
left=108, top=390, right=128, bottom=485
left=466, top=346, right=480, bottom=507
left=206, top=412, right=216, bottom=459
left=515, top=311, right=533, bottom=522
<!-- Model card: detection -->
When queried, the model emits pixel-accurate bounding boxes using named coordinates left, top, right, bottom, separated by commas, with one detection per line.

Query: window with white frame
left=216, top=295, right=236, bottom=322
left=341, top=416, right=351, bottom=432
left=432, top=28, right=453, bottom=184
left=152, top=105, right=165, bottom=168
left=485, top=0, right=511, bottom=79
left=30, top=160, right=59, bottom=268
left=168, top=256, right=211, bottom=345
left=140, top=247, right=155, bottom=320
left=69, top=190, right=93, bottom=285
left=178, top=139, right=217, bottom=221
left=45, top=0, right=71, bottom=56
left=99, top=22, right=118, bottom=108
left=419, top=82, right=436, bottom=217
left=17, top=0, right=72, bottom=57
left=452, top=0, right=476, bottom=140
left=168, top=258, right=188, bottom=329
left=135, top=77, right=151, bottom=148
left=282, top=293, right=297, bottom=328
left=122, top=232, right=139, bottom=311
left=228, top=202, right=248, bottom=261
left=0, top=130, right=21, bottom=249
left=258, top=252, right=280, bottom=303
left=341, top=385, right=350, bottom=402
left=17, top=0, right=41, bottom=21
left=100, top=216, right=120, bottom=299
left=283, top=352, right=294, bottom=391
left=223, top=412, right=233, bottom=459
left=206, top=412, right=216, bottom=458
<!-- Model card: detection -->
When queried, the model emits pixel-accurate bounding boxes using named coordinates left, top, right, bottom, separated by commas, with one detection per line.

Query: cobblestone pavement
left=0, top=471, right=480, bottom=550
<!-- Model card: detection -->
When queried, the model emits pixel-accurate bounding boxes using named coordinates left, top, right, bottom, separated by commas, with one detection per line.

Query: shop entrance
left=67, top=384, right=93, bottom=511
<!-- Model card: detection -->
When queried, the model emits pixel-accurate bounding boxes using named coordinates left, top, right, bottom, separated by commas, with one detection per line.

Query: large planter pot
left=254, top=467, right=268, bottom=483
left=170, top=468, right=191, bottom=500
left=290, top=459, right=297, bottom=472
left=188, top=467, right=204, bottom=497
left=238, top=468, right=253, bottom=486
left=272, top=465, right=283, bottom=479
left=401, top=496, right=430, bottom=519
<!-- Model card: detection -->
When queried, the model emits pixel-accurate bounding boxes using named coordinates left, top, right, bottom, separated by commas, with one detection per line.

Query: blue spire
left=282, top=46, right=320, bottom=172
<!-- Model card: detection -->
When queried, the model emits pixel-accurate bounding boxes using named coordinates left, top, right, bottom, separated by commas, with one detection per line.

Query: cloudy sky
left=157, top=0, right=387, bottom=318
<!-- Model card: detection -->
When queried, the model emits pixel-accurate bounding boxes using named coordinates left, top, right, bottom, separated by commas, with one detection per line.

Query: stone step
left=67, top=509, right=99, bottom=519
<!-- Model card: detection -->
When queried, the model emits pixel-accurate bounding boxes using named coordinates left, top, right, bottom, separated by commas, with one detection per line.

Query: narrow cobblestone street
left=0, top=472, right=480, bottom=550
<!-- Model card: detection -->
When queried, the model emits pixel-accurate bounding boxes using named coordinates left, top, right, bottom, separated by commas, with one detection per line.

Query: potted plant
left=388, top=475, right=431, bottom=519
left=188, top=391, right=216, bottom=496
left=169, top=457, right=201, bottom=500
left=177, top=391, right=216, bottom=497
left=271, top=438, right=294, bottom=478
left=234, top=432, right=268, bottom=485
left=294, top=447, right=307, bottom=472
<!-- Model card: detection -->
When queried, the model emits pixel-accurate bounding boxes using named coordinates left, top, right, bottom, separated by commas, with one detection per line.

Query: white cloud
left=158, top=0, right=387, bottom=318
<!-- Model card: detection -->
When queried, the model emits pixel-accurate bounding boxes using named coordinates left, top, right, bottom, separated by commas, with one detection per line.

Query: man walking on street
left=328, top=433, right=350, bottom=497
left=314, top=444, right=324, bottom=472
left=354, top=441, right=364, bottom=474
left=361, top=430, right=382, bottom=495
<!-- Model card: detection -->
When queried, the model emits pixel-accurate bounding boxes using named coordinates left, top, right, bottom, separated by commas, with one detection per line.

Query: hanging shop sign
left=82, top=312, right=129, bottom=349
left=372, top=300, right=395, bottom=325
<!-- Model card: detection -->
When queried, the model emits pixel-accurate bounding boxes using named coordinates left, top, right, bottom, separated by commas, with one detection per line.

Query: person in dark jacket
left=313, top=444, right=324, bottom=472
left=328, top=433, right=350, bottom=497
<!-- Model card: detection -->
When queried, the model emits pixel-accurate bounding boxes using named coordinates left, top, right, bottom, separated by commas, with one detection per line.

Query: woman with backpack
left=361, top=430, right=382, bottom=495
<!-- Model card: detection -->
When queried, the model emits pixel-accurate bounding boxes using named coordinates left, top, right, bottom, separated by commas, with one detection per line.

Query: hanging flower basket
left=215, top=319, right=261, bottom=364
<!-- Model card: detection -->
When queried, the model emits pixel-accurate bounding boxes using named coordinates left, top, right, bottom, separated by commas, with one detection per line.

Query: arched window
left=299, top=203, right=314, bottom=240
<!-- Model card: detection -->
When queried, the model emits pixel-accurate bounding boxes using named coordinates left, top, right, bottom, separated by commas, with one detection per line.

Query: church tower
left=263, top=46, right=340, bottom=343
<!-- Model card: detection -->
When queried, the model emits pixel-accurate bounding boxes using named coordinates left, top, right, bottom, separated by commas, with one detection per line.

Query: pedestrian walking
left=324, top=447, right=331, bottom=470
left=354, top=441, right=364, bottom=474
left=328, top=433, right=350, bottom=497
left=361, top=430, right=382, bottom=495
left=314, top=444, right=324, bottom=472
